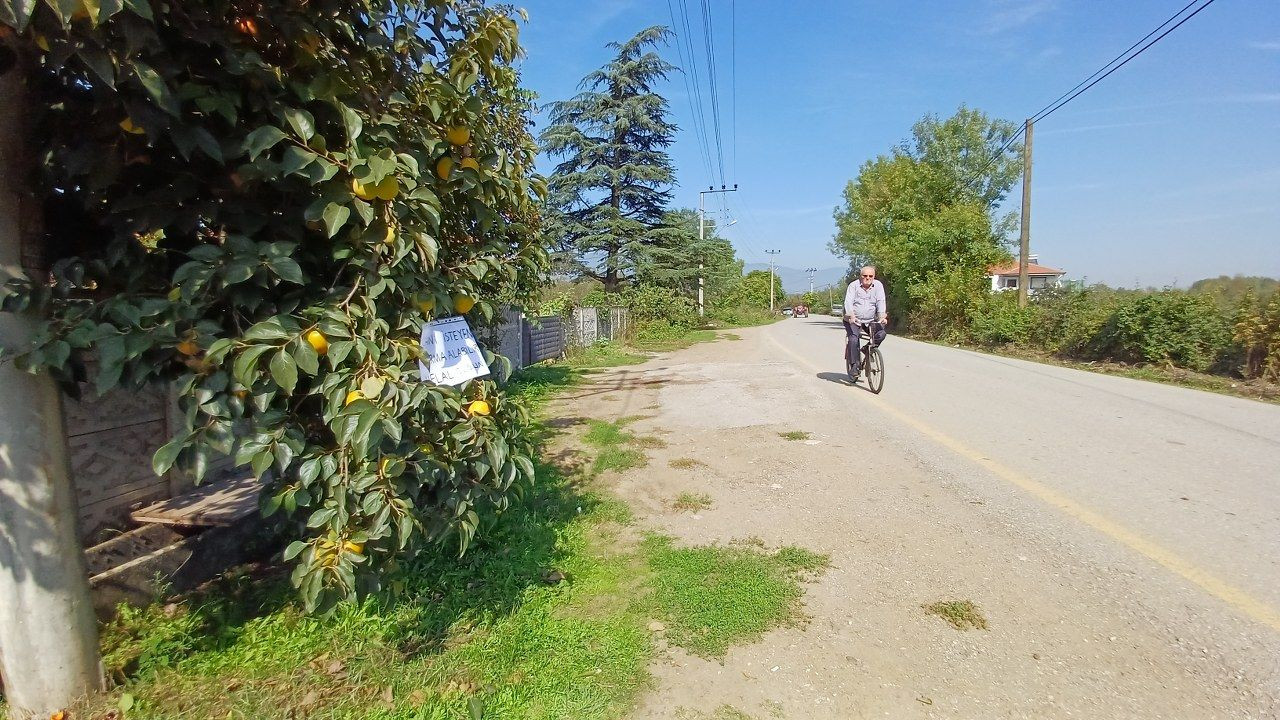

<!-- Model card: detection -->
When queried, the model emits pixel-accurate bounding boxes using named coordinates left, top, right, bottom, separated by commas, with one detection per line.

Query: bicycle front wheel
left=865, top=347, right=884, bottom=394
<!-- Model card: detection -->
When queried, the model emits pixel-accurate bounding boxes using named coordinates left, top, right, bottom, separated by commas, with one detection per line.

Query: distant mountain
left=742, top=264, right=848, bottom=294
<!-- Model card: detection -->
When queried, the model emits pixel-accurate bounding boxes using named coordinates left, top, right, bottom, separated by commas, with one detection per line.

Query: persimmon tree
left=0, top=0, right=547, bottom=613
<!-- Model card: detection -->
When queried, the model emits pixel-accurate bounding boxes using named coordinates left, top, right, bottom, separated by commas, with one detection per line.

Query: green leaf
left=468, top=696, right=484, bottom=720
left=270, top=257, right=304, bottom=284
left=243, top=126, right=288, bottom=161
left=280, top=146, right=317, bottom=177
left=191, top=127, right=224, bottom=162
left=244, top=317, right=292, bottom=341
left=351, top=406, right=381, bottom=454
left=132, top=62, right=179, bottom=115
left=251, top=450, right=274, bottom=478
left=283, top=107, right=316, bottom=141
left=269, top=350, right=298, bottom=395
left=152, top=435, right=187, bottom=476
left=233, top=345, right=272, bottom=385
left=322, top=203, right=350, bottom=238
left=514, top=455, right=535, bottom=480
left=283, top=540, right=308, bottom=561
left=360, top=376, right=385, bottom=398
left=337, top=102, right=362, bottom=143
left=292, top=337, right=320, bottom=376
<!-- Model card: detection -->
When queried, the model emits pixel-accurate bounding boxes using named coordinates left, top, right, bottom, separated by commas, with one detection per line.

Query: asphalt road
left=773, top=315, right=1280, bottom=682
left=579, top=316, right=1280, bottom=716
left=778, top=315, right=1280, bottom=614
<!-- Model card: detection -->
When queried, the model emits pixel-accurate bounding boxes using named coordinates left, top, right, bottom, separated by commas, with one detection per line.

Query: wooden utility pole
left=0, top=35, right=104, bottom=719
left=1018, top=118, right=1033, bottom=308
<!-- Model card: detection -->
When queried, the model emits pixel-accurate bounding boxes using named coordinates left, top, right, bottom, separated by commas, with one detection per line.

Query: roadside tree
left=831, top=106, right=1020, bottom=334
left=1, top=0, right=547, bottom=614
left=540, top=26, right=678, bottom=291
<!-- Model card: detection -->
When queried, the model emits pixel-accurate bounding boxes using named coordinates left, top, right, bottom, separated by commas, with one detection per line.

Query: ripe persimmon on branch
left=0, top=0, right=548, bottom=614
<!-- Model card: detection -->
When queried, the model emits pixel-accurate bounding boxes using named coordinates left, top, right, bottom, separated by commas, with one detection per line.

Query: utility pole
left=765, top=249, right=780, bottom=313
left=697, top=184, right=737, bottom=317
left=1018, top=118, right=1033, bottom=309
left=805, top=267, right=817, bottom=294
left=0, top=36, right=104, bottom=718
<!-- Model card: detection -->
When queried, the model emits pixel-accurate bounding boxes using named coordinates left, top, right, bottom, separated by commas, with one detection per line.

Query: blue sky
left=515, top=0, right=1279, bottom=288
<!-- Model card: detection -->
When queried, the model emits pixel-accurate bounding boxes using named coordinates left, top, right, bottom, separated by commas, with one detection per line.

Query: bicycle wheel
left=865, top=347, right=884, bottom=394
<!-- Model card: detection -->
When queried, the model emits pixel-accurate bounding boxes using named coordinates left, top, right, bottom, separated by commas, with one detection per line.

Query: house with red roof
left=987, top=254, right=1066, bottom=294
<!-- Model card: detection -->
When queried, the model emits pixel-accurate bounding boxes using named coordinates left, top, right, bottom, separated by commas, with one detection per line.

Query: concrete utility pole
left=765, top=249, right=780, bottom=312
left=696, top=185, right=737, bottom=317
left=805, top=267, right=817, bottom=294
left=0, top=36, right=104, bottom=719
left=1018, top=118, right=1033, bottom=309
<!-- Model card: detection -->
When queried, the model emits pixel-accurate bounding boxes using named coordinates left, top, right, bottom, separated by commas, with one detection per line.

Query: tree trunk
left=0, top=35, right=104, bottom=720
left=606, top=176, right=622, bottom=293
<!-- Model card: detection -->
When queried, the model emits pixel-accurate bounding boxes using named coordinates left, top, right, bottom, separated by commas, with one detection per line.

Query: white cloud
left=981, top=0, right=1058, bottom=35
left=1224, top=92, right=1280, bottom=103
left=1248, top=40, right=1280, bottom=51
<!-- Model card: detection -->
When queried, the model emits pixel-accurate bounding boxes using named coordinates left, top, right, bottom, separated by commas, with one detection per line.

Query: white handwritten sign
left=418, top=316, right=490, bottom=386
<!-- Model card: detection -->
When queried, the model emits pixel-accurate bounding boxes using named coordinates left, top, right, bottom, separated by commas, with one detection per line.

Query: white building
left=987, top=255, right=1065, bottom=293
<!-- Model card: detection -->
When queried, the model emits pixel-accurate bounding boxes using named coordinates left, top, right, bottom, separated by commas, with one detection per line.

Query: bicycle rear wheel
left=865, top=347, right=884, bottom=394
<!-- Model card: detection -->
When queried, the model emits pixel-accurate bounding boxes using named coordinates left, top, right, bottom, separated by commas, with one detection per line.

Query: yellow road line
left=768, top=329, right=1280, bottom=632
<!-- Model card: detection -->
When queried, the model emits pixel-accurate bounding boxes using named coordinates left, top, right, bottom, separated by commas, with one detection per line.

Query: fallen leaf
left=382, top=685, right=394, bottom=705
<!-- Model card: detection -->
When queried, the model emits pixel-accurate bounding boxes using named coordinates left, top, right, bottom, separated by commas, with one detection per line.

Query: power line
left=698, top=0, right=727, bottom=186
left=964, top=0, right=1216, bottom=191
left=666, top=0, right=716, bottom=186
left=1034, top=0, right=1217, bottom=123
left=1027, top=0, right=1202, bottom=123
left=731, top=0, right=737, bottom=183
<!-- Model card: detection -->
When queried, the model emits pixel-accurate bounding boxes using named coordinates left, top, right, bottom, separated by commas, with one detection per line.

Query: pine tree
left=541, top=26, right=677, bottom=291
left=641, top=208, right=741, bottom=298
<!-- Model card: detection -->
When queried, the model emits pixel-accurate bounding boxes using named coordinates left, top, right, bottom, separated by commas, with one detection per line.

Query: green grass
left=583, top=418, right=651, bottom=475
left=583, top=419, right=634, bottom=448
left=923, top=599, right=988, bottom=630
left=564, top=341, right=649, bottom=369
left=645, top=537, right=829, bottom=658
left=672, top=492, right=713, bottom=513
left=778, top=430, right=810, bottom=441
left=81, top=461, right=651, bottom=719
left=593, top=446, right=648, bottom=474
left=668, top=457, right=706, bottom=470
left=633, top=329, right=718, bottom=352
left=54, top=347, right=827, bottom=718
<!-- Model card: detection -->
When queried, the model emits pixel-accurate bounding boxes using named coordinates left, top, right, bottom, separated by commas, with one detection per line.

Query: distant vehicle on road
left=782, top=307, right=793, bottom=317
left=830, top=304, right=842, bottom=316
left=793, top=305, right=809, bottom=318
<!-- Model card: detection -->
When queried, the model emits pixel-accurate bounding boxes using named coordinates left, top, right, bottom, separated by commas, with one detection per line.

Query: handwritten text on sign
left=418, top=316, right=490, bottom=386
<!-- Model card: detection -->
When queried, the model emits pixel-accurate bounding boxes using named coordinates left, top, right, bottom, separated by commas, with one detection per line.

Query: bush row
left=963, top=287, right=1280, bottom=378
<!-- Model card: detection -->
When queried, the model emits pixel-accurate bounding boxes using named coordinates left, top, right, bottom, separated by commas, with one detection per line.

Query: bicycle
left=844, top=320, right=885, bottom=394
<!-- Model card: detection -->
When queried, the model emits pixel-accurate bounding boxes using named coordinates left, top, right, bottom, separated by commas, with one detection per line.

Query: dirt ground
left=546, top=328, right=1278, bottom=720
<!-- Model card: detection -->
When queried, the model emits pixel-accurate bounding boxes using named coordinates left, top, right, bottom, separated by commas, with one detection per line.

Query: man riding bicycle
left=843, top=265, right=888, bottom=372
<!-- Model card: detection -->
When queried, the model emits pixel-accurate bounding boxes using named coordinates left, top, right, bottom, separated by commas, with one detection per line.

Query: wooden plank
left=130, top=475, right=261, bottom=527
